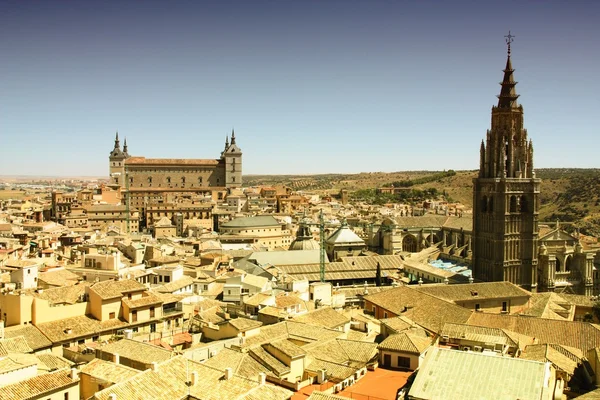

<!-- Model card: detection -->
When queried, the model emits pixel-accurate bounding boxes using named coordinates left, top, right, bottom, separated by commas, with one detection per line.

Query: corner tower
left=222, top=129, right=242, bottom=188
left=108, top=131, right=128, bottom=186
left=472, top=33, right=540, bottom=291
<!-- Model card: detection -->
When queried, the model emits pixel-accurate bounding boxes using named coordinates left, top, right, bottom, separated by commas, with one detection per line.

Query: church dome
left=289, top=237, right=320, bottom=251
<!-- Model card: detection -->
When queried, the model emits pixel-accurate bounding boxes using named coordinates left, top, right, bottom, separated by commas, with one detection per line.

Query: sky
left=0, top=1, right=598, bottom=177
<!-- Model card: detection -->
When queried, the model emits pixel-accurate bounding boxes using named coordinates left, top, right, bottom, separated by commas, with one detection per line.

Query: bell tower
left=472, top=32, right=540, bottom=291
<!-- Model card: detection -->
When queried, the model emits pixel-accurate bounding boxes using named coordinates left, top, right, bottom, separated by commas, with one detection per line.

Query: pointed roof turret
left=123, top=138, right=129, bottom=157
left=497, top=31, right=520, bottom=108
left=114, top=131, right=121, bottom=150
left=231, top=128, right=236, bottom=145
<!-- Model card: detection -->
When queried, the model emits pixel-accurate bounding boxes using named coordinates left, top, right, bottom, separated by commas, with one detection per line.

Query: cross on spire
left=505, top=30, right=515, bottom=57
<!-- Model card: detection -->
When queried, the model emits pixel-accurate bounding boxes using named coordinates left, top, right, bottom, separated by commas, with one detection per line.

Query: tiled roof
left=155, top=275, right=195, bottom=293
left=265, top=339, right=306, bottom=359
left=228, top=318, right=263, bottom=332
left=248, top=346, right=290, bottom=376
left=518, top=292, right=573, bottom=320
left=35, top=353, right=74, bottom=371
left=90, top=279, right=147, bottom=300
left=80, top=358, right=140, bottom=383
left=0, top=355, right=35, bottom=373
left=520, top=344, right=579, bottom=376
left=380, top=316, right=417, bottom=334
left=306, top=358, right=356, bottom=382
left=3, top=324, right=52, bottom=351
left=440, top=323, right=518, bottom=347
left=29, top=283, right=89, bottom=305
left=365, top=285, right=472, bottom=333
left=38, top=268, right=80, bottom=287
left=467, top=312, right=600, bottom=352
left=414, top=281, right=531, bottom=302
left=292, top=307, right=349, bottom=329
left=36, top=314, right=128, bottom=343
left=0, top=368, right=78, bottom=400
left=125, top=157, right=220, bottom=165
left=122, top=291, right=163, bottom=308
left=307, top=392, right=348, bottom=400
left=378, top=332, right=432, bottom=353
left=0, top=336, right=33, bottom=355
left=92, top=356, right=293, bottom=400
left=97, top=339, right=172, bottom=365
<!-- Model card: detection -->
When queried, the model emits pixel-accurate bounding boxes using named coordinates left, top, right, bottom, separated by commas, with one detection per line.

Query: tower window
left=489, top=197, right=494, bottom=212
left=167, top=177, right=171, bottom=184
left=520, top=196, right=528, bottom=212
left=481, top=196, right=488, bottom=213
left=509, top=196, right=518, bottom=213
left=148, top=177, right=152, bottom=184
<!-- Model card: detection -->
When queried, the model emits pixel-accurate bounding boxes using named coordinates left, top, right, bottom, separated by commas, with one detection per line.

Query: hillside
left=244, top=168, right=600, bottom=237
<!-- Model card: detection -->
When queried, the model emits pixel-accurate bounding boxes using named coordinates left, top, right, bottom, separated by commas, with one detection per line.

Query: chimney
left=113, top=353, right=120, bottom=364
left=224, top=367, right=233, bottom=380
left=258, top=372, right=266, bottom=385
left=108, top=395, right=117, bottom=400
left=70, top=368, right=79, bottom=381
left=190, top=371, right=198, bottom=386
left=150, top=362, right=158, bottom=371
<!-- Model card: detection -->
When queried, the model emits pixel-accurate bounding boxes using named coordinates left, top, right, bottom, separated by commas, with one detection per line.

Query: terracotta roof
left=38, top=268, right=81, bottom=287
left=155, top=275, right=195, bottom=293
left=265, top=339, right=306, bottom=359
left=29, top=283, right=89, bottom=305
left=292, top=307, right=350, bottom=329
left=204, top=347, right=280, bottom=378
left=36, top=314, right=128, bottom=343
left=440, top=323, right=518, bottom=348
left=97, top=339, right=173, bottom=365
left=307, top=392, right=348, bottom=400
left=306, top=358, right=356, bottom=382
left=80, top=358, right=140, bottom=383
left=365, top=285, right=473, bottom=333
left=378, top=332, right=432, bottom=353
left=0, top=336, right=33, bottom=355
left=90, top=279, right=146, bottom=300
left=122, top=291, right=163, bottom=308
left=92, top=355, right=292, bottom=400
left=228, top=318, right=263, bottom=332
left=414, top=281, right=531, bottom=302
left=125, top=157, right=221, bottom=165
left=0, top=368, right=78, bottom=400
left=467, top=312, right=600, bottom=353
left=521, top=344, right=579, bottom=376
left=3, top=324, right=52, bottom=351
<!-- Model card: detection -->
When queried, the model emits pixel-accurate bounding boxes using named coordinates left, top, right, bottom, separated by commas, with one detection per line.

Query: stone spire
left=231, top=129, right=236, bottom=145
left=497, top=31, right=519, bottom=108
left=123, top=138, right=129, bottom=157
left=114, top=131, right=121, bottom=150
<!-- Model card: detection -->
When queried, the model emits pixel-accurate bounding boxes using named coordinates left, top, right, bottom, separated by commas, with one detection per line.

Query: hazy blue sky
left=0, top=1, right=598, bottom=176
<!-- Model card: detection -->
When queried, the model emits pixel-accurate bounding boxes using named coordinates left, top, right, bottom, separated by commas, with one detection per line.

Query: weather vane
left=504, top=31, right=515, bottom=56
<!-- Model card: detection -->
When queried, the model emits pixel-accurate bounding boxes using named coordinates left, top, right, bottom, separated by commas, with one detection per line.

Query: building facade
left=108, top=130, right=242, bottom=229
left=472, top=40, right=540, bottom=291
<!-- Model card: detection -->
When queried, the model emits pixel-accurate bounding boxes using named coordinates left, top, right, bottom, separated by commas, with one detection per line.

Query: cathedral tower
left=472, top=33, right=540, bottom=291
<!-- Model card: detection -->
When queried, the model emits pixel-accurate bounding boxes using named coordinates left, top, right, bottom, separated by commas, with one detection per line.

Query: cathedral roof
left=325, top=221, right=365, bottom=245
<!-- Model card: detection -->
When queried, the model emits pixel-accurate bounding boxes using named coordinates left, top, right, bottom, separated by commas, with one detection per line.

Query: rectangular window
left=132, top=310, right=137, bottom=322
left=150, top=307, right=155, bottom=318
left=475, top=304, right=480, bottom=311
left=109, top=312, right=116, bottom=319
left=502, top=301, right=508, bottom=312
left=397, top=356, right=411, bottom=369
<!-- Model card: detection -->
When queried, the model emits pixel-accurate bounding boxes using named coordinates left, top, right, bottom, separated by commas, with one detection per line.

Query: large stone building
left=108, top=130, right=242, bottom=229
left=472, top=37, right=540, bottom=291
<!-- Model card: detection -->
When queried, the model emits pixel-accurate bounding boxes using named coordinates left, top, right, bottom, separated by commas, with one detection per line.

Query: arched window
left=148, top=177, right=152, bottom=184
left=520, top=195, right=528, bottom=212
left=565, top=256, right=572, bottom=272
left=510, top=196, right=518, bottom=213
left=181, top=177, right=186, bottom=184
left=556, top=258, right=561, bottom=272
left=166, top=177, right=171, bottom=184
left=481, top=196, right=488, bottom=212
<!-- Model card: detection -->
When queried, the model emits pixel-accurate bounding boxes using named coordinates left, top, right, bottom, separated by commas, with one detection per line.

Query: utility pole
left=319, top=210, right=325, bottom=282
left=125, top=165, right=130, bottom=234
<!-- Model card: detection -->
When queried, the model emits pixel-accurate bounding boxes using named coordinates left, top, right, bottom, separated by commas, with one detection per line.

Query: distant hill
left=244, top=168, right=600, bottom=237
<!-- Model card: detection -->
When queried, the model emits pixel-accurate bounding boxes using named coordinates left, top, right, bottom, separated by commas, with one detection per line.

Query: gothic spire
left=497, top=31, right=520, bottom=108
left=114, top=131, right=121, bottom=150
left=231, top=128, right=236, bottom=145
left=123, top=138, right=128, bottom=155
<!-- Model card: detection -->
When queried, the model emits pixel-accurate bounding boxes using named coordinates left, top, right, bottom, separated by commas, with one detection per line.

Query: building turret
left=108, top=131, right=129, bottom=186
left=222, top=129, right=242, bottom=188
